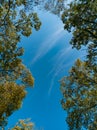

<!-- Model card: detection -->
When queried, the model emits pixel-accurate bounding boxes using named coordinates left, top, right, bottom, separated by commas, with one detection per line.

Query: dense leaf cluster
left=0, top=0, right=41, bottom=128
left=10, top=119, right=34, bottom=130
left=60, top=0, right=97, bottom=130
left=61, top=59, right=97, bottom=130
left=0, top=82, right=26, bottom=127
left=62, top=0, right=97, bottom=49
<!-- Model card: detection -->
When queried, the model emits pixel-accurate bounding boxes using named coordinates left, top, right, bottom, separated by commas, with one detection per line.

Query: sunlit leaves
left=0, top=0, right=41, bottom=43
left=61, top=1, right=97, bottom=129
left=0, top=0, right=38, bottom=128
left=10, top=119, right=34, bottom=130
left=0, top=62, right=34, bottom=87
left=0, top=82, right=26, bottom=127
left=60, top=59, right=97, bottom=130
left=0, top=0, right=38, bottom=87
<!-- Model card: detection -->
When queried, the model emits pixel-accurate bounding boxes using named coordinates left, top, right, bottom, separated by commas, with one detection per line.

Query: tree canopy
left=0, top=0, right=97, bottom=129
left=62, top=0, right=97, bottom=49
left=26, top=0, right=65, bottom=16
left=0, top=82, right=26, bottom=128
left=60, top=0, right=97, bottom=129
left=0, top=0, right=41, bottom=81
left=60, top=59, right=97, bottom=130
left=10, top=119, right=34, bottom=130
left=0, top=0, right=41, bottom=129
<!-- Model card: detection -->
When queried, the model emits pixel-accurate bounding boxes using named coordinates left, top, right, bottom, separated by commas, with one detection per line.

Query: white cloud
left=31, top=28, right=64, bottom=64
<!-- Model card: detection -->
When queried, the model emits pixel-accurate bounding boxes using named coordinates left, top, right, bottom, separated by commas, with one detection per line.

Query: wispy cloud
left=48, top=46, right=72, bottom=76
left=48, top=76, right=55, bottom=96
left=31, top=28, right=64, bottom=64
left=48, top=45, right=85, bottom=96
left=48, top=46, right=73, bottom=96
left=48, top=62, right=72, bottom=96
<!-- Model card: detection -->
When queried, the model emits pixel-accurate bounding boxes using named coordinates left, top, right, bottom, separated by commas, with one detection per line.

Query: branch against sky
left=10, top=119, right=34, bottom=130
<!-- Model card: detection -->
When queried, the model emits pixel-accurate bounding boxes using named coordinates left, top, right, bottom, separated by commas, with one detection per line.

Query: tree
left=0, top=82, right=26, bottom=128
left=25, top=0, right=65, bottom=16
left=10, top=119, right=34, bottom=130
left=43, top=0, right=65, bottom=15
left=0, top=0, right=41, bottom=128
left=60, top=59, right=97, bottom=130
left=60, top=0, right=97, bottom=129
left=61, top=0, right=97, bottom=50
left=0, top=0, right=41, bottom=78
left=0, top=62, right=34, bottom=128
left=0, top=0, right=41, bottom=71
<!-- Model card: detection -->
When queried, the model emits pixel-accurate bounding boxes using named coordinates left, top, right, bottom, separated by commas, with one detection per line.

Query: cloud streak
left=31, top=27, right=64, bottom=64
left=48, top=62, right=72, bottom=96
left=48, top=46, right=72, bottom=76
left=48, top=45, right=85, bottom=96
left=48, top=46, right=73, bottom=96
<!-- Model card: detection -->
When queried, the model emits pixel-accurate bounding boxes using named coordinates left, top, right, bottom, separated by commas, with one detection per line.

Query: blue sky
left=7, top=10, right=85, bottom=130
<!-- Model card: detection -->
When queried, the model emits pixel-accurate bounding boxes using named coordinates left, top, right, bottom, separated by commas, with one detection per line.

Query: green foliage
left=26, top=0, right=65, bottom=16
left=0, top=62, right=34, bottom=87
left=86, top=43, right=97, bottom=66
left=0, top=0, right=41, bottom=83
left=0, top=82, right=26, bottom=127
left=60, top=59, right=97, bottom=130
left=0, top=0, right=41, bottom=76
left=10, top=119, right=34, bottom=130
left=0, top=0, right=41, bottom=128
left=61, top=0, right=97, bottom=49
left=61, top=1, right=97, bottom=129
left=0, top=0, right=41, bottom=35
left=0, top=0, right=35, bottom=91
left=44, top=0, right=65, bottom=15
